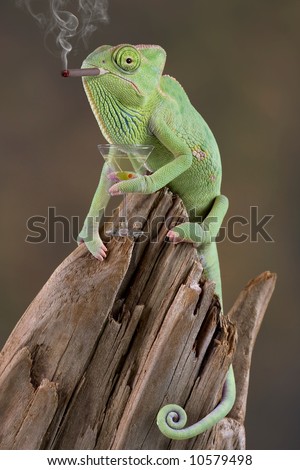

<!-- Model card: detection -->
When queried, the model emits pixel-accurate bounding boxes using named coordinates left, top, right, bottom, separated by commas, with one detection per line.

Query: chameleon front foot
left=77, top=235, right=108, bottom=261
left=92, top=242, right=108, bottom=261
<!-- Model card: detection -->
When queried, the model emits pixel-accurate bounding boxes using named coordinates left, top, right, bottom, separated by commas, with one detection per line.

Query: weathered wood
left=0, top=189, right=276, bottom=449
left=193, top=271, right=277, bottom=450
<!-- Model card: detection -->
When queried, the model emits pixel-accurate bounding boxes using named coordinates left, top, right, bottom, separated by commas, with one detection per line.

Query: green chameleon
left=77, top=44, right=236, bottom=440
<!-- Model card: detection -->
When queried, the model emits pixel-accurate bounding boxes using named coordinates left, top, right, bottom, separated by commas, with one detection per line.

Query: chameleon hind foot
left=166, top=229, right=194, bottom=244
left=166, top=221, right=210, bottom=246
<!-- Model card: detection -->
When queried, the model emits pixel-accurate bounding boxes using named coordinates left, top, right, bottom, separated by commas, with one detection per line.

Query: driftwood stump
left=0, top=189, right=276, bottom=450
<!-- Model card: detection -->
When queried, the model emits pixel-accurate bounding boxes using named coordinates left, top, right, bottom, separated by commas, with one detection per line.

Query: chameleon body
left=78, top=44, right=236, bottom=440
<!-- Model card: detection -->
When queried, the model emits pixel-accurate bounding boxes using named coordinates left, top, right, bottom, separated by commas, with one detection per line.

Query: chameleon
left=77, top=44, right=236, bottom=440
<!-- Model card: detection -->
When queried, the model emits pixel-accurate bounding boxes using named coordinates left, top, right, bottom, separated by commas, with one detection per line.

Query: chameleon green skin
left=78, top=44, right=236, bottom=439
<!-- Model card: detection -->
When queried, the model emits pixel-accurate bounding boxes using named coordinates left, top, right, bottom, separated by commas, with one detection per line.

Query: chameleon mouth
left=108, top=72, right=141, bottom=94
left=73, top=61, right=141, bottom=96
left=83, top=61, right=141, bottom=93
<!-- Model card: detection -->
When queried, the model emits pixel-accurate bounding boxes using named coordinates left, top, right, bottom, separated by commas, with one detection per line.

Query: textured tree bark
left=0, top=189, right=276, bottom=450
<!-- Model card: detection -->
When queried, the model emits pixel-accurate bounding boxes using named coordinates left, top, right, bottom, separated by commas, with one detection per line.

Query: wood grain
left=0, top=189, right=276, bottom=449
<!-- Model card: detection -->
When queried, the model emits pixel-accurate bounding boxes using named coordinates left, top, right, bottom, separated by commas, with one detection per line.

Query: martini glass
left=98, top=144, right=154, bottom=236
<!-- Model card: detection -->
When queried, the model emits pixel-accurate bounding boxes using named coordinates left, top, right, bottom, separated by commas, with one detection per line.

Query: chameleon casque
left=77, top=44, right=236, bottom=440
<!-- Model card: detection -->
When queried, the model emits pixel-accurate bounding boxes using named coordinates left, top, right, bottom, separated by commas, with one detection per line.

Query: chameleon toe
left=109, top=186, right=123, bottom=196
left=166, top=230, right=184, bottom=244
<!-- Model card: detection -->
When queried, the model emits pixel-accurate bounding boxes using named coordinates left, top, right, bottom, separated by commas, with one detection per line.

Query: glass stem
left=120, top=194, right=128, bottom=235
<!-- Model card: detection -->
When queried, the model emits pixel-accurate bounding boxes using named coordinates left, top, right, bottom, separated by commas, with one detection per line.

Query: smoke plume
left=17, top=0, right=109, bottom=68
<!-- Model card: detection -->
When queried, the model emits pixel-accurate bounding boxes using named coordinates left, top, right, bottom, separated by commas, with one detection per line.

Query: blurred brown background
left=1, top=0, right=299, bottom=449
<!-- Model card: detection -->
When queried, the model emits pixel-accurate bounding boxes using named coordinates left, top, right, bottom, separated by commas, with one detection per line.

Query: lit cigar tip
left=61, top=70, right=70, bottom=78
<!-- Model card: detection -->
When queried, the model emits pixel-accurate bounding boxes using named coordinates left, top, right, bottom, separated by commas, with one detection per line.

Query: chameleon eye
left=113, top=45, right=141, bottom=72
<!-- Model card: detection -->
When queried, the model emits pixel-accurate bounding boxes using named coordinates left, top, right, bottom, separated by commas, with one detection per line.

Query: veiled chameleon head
left=81, top=44, right=166, bottom=106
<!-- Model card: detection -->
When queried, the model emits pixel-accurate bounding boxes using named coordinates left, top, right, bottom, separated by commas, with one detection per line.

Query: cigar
left=61, top=68, right=100, bottom=78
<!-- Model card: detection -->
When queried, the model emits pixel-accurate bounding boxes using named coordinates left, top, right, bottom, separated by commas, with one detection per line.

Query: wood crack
left=0, top=190, right=276, bottom=450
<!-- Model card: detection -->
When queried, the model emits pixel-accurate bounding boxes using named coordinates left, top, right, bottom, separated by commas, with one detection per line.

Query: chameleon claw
left=97, top=244, right=108, bottom=259
left=167, top=229, right=196, bottom=245
left=109, top=184, right=123, bottom=196
left=166, top=230, right=185, bottom=244
left=94, top=248, right=107, bottom=260
left=80, top=239, right=108, bottom=260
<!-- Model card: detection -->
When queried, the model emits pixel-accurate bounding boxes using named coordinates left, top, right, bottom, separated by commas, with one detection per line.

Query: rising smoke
left=17, top=0, right=109, bottom=68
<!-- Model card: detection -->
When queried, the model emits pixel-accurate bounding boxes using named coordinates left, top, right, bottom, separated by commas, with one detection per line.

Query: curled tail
left=157, top=364, right=236, bottom=440
left=157, top=242, right=236, bottom=440
left=157, top=192, right=235, bottom=440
